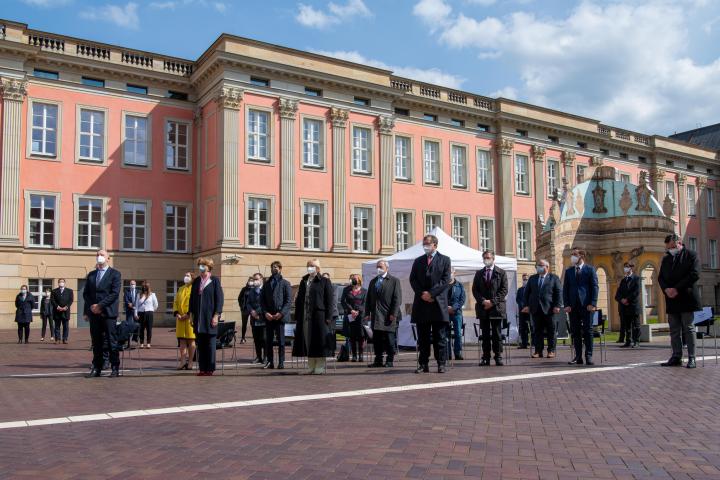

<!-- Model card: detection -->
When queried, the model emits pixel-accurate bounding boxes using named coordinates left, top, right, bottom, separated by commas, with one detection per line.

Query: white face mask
left=423, top=245, right=433, bottom=254
left=668, top=247, right=679, bottom=255
left=254, top=280, right=261, bottom=287
left=96, top=255, right=106, bottom=265
left=183, top=276, right=191, bottom=285
left=483, top=259, right=493, bottom=267
left=198, top=264, right=207, bottom=273
left=45, top=292, right=50, bottom=297
left=21, top=289, right=27, bottom=294
left=59, top=282, right=65, bottom=288
left=377, top=268, right=385, bottom=276
left=307, top=266, right=317, bottom=276
left=623, top=267, right=631, bottom=274
left=570, top=255, right=579, bottom=265
left=130, top=284, right=136, bottom=289
left=536, top=266, right=545, bottom=274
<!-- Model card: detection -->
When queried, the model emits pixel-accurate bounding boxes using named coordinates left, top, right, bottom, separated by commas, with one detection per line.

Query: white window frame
left=301, top=199, right=327, bottom=251
left=516, top=221, right=532, bottom=260
left=514, top=154, right=529, bottom=194
left=576, top=164, right=587, bottom=184
left=245, top=194, right=274, bottom=248
left=707, top=188, right=716, bottom=218
left=28, top=279, right=53, bottom=313
left=688, top=237, right=698, bottom=253
left=122, top=111, right=151, bottom=168
left=424, top=212, right=443, bottom=234
left=301, top=116, right=325, bottom=169
left=165, top=119, right=191, bottom=172
left=28, top=99, right=60, bottom=159
left=450, top=143, right=468, bottom=189
left=423, top=139, right=441, bottom=186
left=163, top=202, right=191, bottom=253
left=73, top=194, right=107, bottom=250
left=120, top=198, right=151, bottom=252
left=25, top=190, right=60, bottom=249
left=166, top=280, right=181, bottom=314
left=76, top=105, right=108, bottom=164
left=665, top=180, right=675, bottom=201
left=710, top=239, right=718, bottom=269
left=547, top=159, right=559, bottom=197
left=395, top=210, right=414, bottom=252
left=352, top=205, right=374, bottom=253
left=246, top=107, right=272, bottom=163
left=394, top=135, right=412, bottom=181
left=351, top=125, right=372, bottom=174
left=687, top=184, right=697, bottom=216
left=451, top=215, right=470, bottom=246
left=620, top=173, right=632, bottom=184
left=478, top=217, right=495, bottom=252
left=477, top=148, right=492, bottom=192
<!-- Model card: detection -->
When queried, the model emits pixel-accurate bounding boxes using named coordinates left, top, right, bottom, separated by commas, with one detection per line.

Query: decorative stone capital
left=649, top=165, right=666, bottom=181
left=532, top=145, right=546, bottom=162
left=696, top=176, right=708, bottom=190
left=377, top=115, right=395, bottom=135
left=499, top=137, right=514, bottom=156
left=677, top=173, right=687, bottom=186
left=215, top=86, right=242, bottom=110
left=589, top=155, right=603, bottom=167
left=329, top=107, right=349, bottom=128
left=562, top=150, right=576, bottom=166
left=278, top=97, right=299, bottom=119
left=193, top=108, right=203, bottom=127
left=0, top=77, right=27, bottom=102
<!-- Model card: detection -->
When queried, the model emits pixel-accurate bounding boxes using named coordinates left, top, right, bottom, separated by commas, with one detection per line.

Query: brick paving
left=0, top=328, right=719, bottom=479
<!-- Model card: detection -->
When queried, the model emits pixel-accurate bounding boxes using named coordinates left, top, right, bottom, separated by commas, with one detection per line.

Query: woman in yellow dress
left=174, top=272, right=196, bottom=370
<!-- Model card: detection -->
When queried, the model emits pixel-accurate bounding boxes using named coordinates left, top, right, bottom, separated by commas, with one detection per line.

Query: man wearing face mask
left=123, top=280, right=138, bottom=326
left=659, top=234, right=701, bottom=368
left=365, top=260, right=402, bottom=368
left=244, top=273, right=266, bottom=366
left=261, top=261, right=292, bottom=370
left=563, top=247, right=599, bottom=366
left=83, top=249, right=122, bottom=378
left=615, top=262, right=642, bottom=349
left=472, top=250, right=509, bottom=366
left=51, top=278, right=73, bottom=345
left=516, top=274, right=531, bottom=350
left=522, top=260, right=562, bottom=359
left=409, top=235, right=452, bottom=373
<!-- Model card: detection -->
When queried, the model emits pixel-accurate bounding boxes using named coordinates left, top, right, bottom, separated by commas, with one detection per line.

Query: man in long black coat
left=615, top=261, right=642, bottom=348
left=365, top=260, right=402, bottom=368
left=472, top=249, right=508, bottom=366
left=409, top=234, right=451, bottom=373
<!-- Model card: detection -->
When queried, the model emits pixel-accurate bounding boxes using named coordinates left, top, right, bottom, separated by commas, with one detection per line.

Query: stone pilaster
left=563, top=151, right=576, bottom=188
left=497, top=137, right=515, bottom=257
left=532, top=146, right=546, bottom=222
left=378, top=115, right=395, bottom=254
left=279, top=98, right=299, bottom=250
left=0, top=77, right=27, bottom=245
left=649, top=166, right=666, bottom=200
left=193, top=107, right=203, bottom=251
left=677, top=173, right=687, bottom=237
left=330, top=107, right=349, bottom=252
left=215, top=86, right=242, bottom=247
left=697, top=177, right=708, bottom=262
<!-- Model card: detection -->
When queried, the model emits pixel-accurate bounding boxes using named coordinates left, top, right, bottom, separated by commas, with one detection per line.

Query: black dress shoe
left=277, top=363, right=284, bottom=370
left=615, top=339, right=624, bottom=343
left=478, top=359, right=490, bottom=366
left=455, top=354, right=464, bottom=360
left=438, top=364, right=447, bottom=373
left=495, top=358, right=504, bottom=366
left=661, top=357, right=682, bottom=367
left=368, top=362, right=384, bottom=368
left=263, top=362, right=274, bottom=369
left=109, top=369, right=120, bottom=378
left=383, top=361, right=394, bottom=368
left=415, top=364, right=430, bottom=373
left=85, top=369, right=101, bottom=378
left=686, top=357, right=697, bottom=369
left=585, top=357, right=594, bottom=366
left=568, top=357, right=584, bottom=365
left=620, top=343, right=632, bottom=348
left=631, top=342, right=639, bottom=348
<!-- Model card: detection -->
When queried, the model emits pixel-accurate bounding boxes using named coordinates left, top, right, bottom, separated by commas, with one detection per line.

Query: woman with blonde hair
left=189, top=257, right=224, bottom=376
left=174, top=271, right=196, bottom=370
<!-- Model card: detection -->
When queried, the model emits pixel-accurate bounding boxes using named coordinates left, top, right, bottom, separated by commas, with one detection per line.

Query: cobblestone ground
left=1, top=327, right=719, bottom=479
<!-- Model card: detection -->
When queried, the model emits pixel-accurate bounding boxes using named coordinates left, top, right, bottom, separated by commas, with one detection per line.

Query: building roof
left=670, top=123, right=720, bottom=152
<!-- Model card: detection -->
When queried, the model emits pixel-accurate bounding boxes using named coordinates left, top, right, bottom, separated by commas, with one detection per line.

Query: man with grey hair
left=523, top=259, right=562, bottom=359
left=364, top=260, right=402, bottom=368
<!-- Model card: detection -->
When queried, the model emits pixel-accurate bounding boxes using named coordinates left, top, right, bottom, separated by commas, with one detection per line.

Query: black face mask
left=142, top=287, right=148, bottom=292
left=271, top=269, right=279, bottom=276
left=351, top=279, right=358, bottom=286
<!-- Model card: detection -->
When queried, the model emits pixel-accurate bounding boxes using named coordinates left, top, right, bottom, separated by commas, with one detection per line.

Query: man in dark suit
left=123, top=279, right=138, bottom=324
left=472, top=249, right=508, bottom=366
left=523, top=259, right=562, bottom=358
left=659, top=234, right=701, bottom=368
left=365, top=260, right=402, bottom=368
left=516, top=273, right=530, bottom=349
left=409, top=234, right=451, bottom=373
left=563, top=247, right=599, bottom=366
left=615, top=261, right=642, bottom=348
left=261, top=260, right=292, bottom=369
left=83, top=249, right=122, bottom=378
left=50, top=278, right=73, bottom=344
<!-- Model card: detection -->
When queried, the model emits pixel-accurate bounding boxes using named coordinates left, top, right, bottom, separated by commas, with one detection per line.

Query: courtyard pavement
left=0, top=327, right=719, bottom=479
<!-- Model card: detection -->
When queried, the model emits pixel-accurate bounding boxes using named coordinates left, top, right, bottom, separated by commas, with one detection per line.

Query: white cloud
left=79, top=2, right=139, bottom=29
left=466, top=0, right=496, bottom=6
left=415, top=0, right=720, bottom=134
left=313, top=49, right=465, bottom=89
left=213, top=2, right=227, bottom=13
left=149, top=1, right=177, bottom=8
left=149, top=0, right=228, bottom=12
left=21, top=0, right=72, bottom=6
left=413, top=0, right=452, bottom=28
left=296, top=0, right=372, bottom=29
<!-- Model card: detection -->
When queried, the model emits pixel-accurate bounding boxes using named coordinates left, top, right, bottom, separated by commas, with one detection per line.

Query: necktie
left=538, top=275, right=544, bottom=290
left=575, top=266, right=581, bottom=278
left=427, top=255, right=432, bottom=266
left=271, top=277, right=277, bottom=290
left=485, top=268, right=491, bottom=283
left=96, top=269, right=104, bottom=286
left=376, top=276, right=384, bottom=293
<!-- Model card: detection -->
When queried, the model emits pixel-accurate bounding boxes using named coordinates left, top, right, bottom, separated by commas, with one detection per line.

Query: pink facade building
left=0, top=19, right=718, bottom=328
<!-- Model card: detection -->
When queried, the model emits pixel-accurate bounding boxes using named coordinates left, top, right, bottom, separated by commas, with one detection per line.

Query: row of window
left=31, top=101, right=191, bottom=169
left=665, top=181, right=716, bottom=218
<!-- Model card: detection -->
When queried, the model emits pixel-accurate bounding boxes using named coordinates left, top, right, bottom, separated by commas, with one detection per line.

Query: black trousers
left=196, top=333, right=217, bottom=372
left=265, top=321, right=285, bottom=365
left=54, top=315, right=69, bottom=341
left=518, top=312, right=531, bottom=348
left=138, top=311, right=154, bottom=344
left=621, top=311, right=641, bottom=344
left=17, top=323, right=30, bottom=342
left=532, top=311, right=556, bottom=353
left=41, top=314, right=54, bottom=339
left=240, top=312, right=249, bottom=340
left=89, top=315, right=119, bottom=370
left=251, top=323, right=266, bottom=361
left=478, top=313, right=503, bottom=360
left=373, top=329, right=396, bottom=363
left=618, top=311, right=627, bottom=343
left=417, top=322, right=447, bottom=366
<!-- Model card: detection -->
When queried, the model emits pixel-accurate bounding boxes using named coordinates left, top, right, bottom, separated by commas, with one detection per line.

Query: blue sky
left=8, top=0, right=720, bottom=136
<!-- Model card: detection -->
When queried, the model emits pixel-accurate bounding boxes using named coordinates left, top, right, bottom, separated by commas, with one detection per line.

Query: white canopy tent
left=361, top=227, right=518, bottom=348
